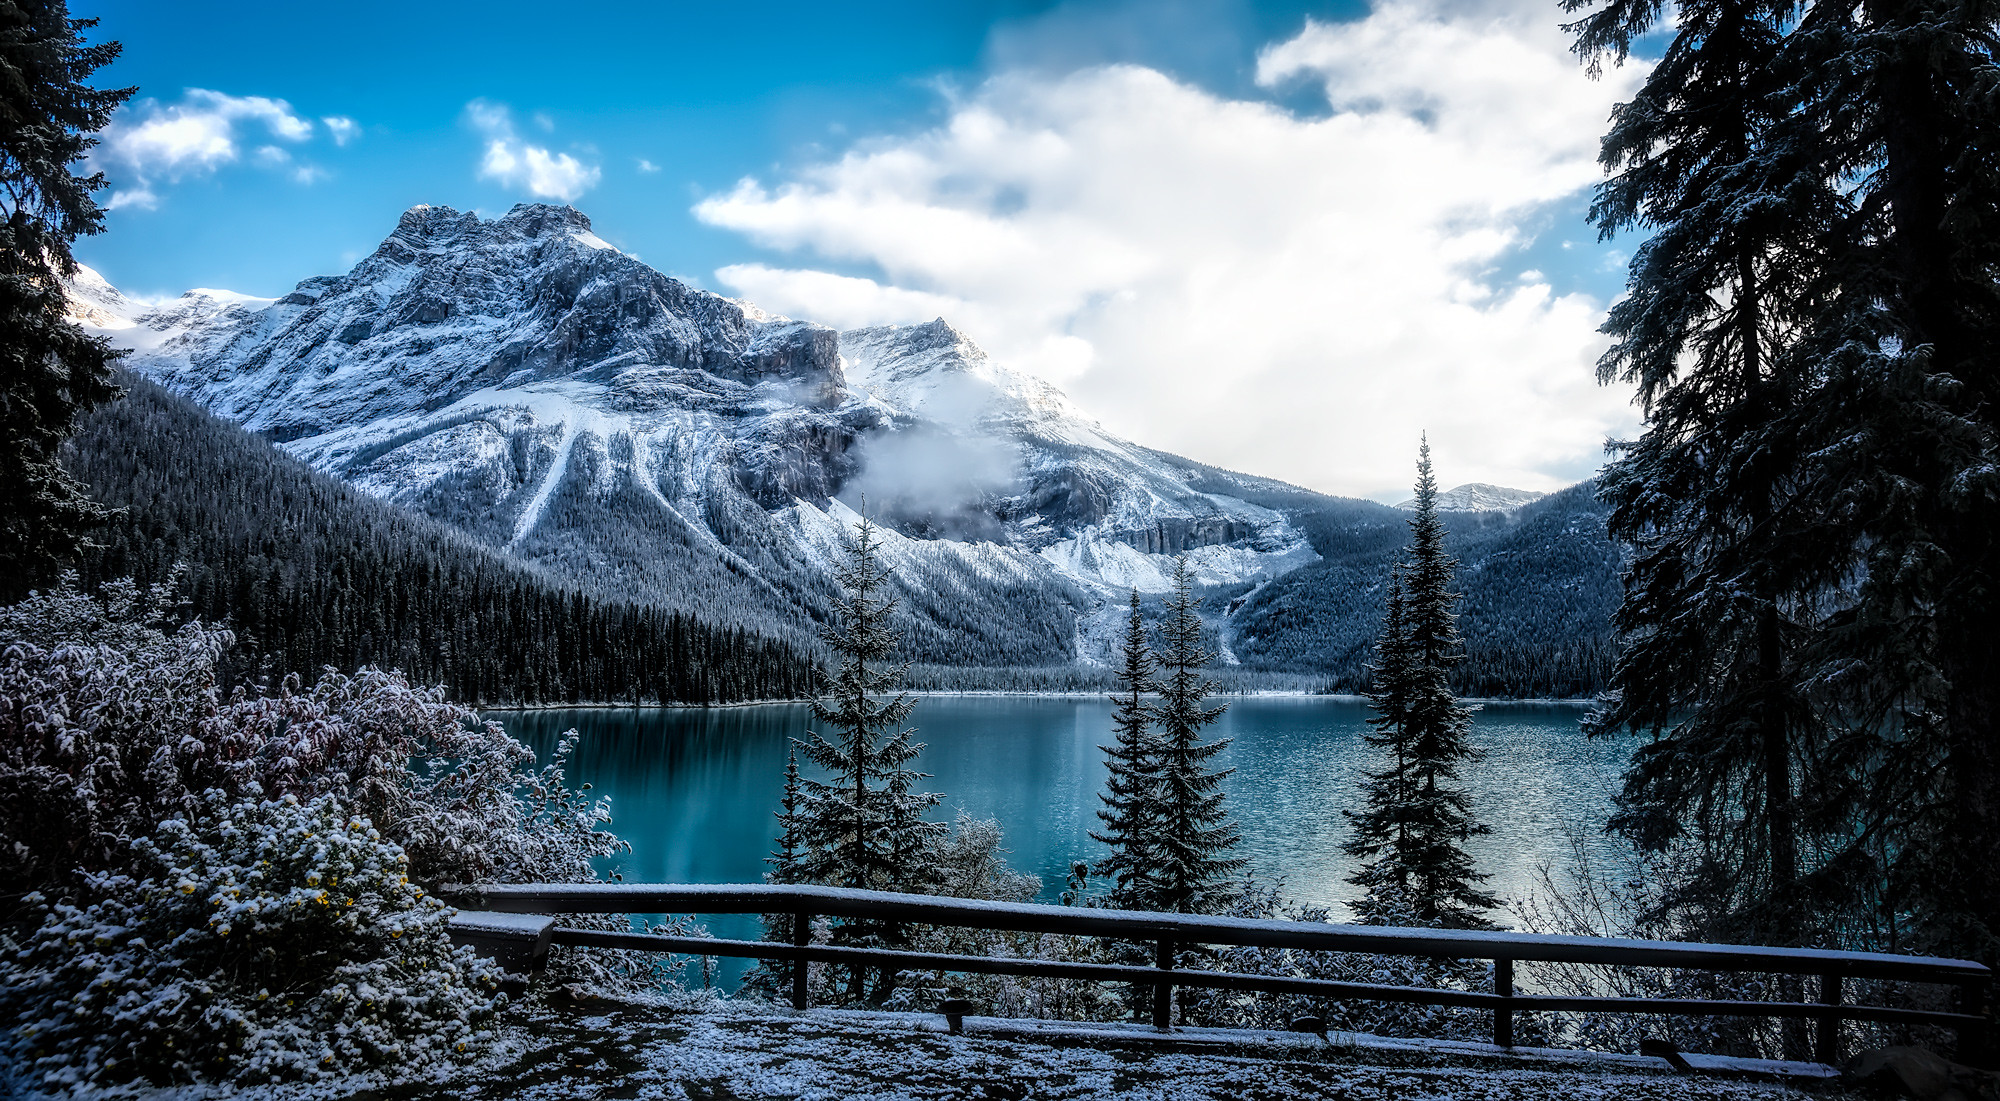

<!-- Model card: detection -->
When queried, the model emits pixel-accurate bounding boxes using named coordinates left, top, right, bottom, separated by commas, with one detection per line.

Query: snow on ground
left=81, top=999, right=1858, bottom=1101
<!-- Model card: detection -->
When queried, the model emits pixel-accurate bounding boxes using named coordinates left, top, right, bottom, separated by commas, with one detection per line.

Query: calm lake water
left=497, top=695, right=1635, bottom=940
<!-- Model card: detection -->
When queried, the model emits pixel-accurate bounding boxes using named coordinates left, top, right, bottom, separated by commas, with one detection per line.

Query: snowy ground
left=90, top=998, right=1864, bottom=1101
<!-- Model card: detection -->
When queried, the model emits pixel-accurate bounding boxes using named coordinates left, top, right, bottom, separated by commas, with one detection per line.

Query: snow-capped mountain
left=75, top=203, right=1320, bottom=663
left=1393, top=483, right=1546, bottom=513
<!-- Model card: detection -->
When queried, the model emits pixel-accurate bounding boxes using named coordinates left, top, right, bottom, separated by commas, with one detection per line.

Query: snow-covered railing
left=445, top=882, right=1991, bottom=1065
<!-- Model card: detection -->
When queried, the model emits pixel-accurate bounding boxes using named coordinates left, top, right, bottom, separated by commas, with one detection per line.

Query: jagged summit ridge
left=125, top=202, right=846, bottom=446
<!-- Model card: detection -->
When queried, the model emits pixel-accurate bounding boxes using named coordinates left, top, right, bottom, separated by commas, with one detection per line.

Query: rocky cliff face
left=76, top=203, right=1322, bottom=664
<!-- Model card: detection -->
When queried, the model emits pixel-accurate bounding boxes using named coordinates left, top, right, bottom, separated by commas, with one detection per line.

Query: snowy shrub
left=1178, top=878, right=1551, bottom=1044
left=0, top=573, right=624, bottom=894
left=0, top=573, right=645, bottom=1014
left=189, top=672, right=624, bottom=890
left=0, top=791, right=505, bottom=1088
left=0, top=574, right=230, bottom=892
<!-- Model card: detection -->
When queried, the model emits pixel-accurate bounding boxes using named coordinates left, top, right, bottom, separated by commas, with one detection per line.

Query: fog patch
left=842, top=426, right=1021, bottom=542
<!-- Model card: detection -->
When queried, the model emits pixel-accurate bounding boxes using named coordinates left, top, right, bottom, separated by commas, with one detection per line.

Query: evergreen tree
left=1350, top=440, right=1495, bottom=928
left=0, top=1, right=132, bottom=596
left=1091, top=588, right=1162, bottom=910
left=1567, top=0, right=1836, bottom=950
left=1787, top=0, right=2000, bottom=963
left=1149, top=557, right=1243, bottom=916
left=769, top=746, right=807, bottom=886
left=1345, top=565, right=1419, bottom=921
left=743, top=745, right=811, bottom=1004
left=1570, top=0, right=2000, bottom=964
left=791, top=512, right=945, bottom=1001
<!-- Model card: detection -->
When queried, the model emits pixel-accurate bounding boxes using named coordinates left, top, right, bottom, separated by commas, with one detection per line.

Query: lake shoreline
left=478, top=691, right=1599, bottom=712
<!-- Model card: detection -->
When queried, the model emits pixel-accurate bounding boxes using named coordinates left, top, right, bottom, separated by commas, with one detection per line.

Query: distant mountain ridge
left=71, top=202, right=1619, bottom=693
left=1393, top=483, right=1546, bottom=512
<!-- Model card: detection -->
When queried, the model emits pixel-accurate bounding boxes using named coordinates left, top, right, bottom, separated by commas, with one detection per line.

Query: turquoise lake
left=497, top=695, right=1636, bottom=938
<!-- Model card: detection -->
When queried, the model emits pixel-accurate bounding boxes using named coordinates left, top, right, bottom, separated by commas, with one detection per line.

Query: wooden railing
left=446, top=882, right=1991, bottom=1065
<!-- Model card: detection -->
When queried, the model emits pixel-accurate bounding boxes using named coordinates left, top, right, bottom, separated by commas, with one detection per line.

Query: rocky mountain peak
left=497, top=202, right=594, bottom=236
left=391, top=202, right=481, bottom=241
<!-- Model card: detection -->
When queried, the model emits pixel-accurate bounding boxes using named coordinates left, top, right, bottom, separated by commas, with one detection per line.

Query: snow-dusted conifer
left=1091, top=589, right=1162, bottom=910
left=790, top=512, right=945, bottom=1002
left=1780, top=0, right=2000, bottom=964
left=768, top=746, right=807, bottom=886
left=794, top=513, right=945, bottom=894
left=1345, top=565, right=1421, bottom=920
left=1351, top=440, right=1495, bottom=928
left=1569, top=0, right=1843, bottom=950
left=1149, top=557, right=1243, bottom=916
left=0, top=4, right=130, bottom=596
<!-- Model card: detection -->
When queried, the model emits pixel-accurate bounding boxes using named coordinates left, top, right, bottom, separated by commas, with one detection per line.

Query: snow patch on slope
left=1395, top=483, right=1546, bottom=512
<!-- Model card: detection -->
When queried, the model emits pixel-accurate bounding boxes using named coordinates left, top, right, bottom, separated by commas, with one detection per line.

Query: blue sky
left=74, top=0, right=1647, bottom=501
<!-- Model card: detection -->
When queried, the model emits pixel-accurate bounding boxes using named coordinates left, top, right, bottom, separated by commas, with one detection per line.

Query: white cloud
left=322, top=116, right=360, bottom=146
left=716, top=264, right=966, bottom=329
left=694, top=0, right=1646, bottom=500
left=97, top=89, right=344, bottom=209
left=636, top=158, right=662, bottom=173
left=467, top=100, right=600, bottom=202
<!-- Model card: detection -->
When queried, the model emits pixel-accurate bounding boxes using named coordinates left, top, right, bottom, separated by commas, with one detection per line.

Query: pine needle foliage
left=789, top=512, right=946, bottom=1002
left=1786, top=0, right=2000, bottom=966
left=0, top=0, right=133, bottom=595
left=1091, top=588, right=1162, bottom=910
left=793, top=513, right=946, bottom=894
left=1567, top=0, right=1834, bottom=950
left=1569, top=0, right=2000, bottom=965
left=1149, top=557, right=1244, bottom=916
left=768, top=746, right=807, bottom=887
left=1348, top=440, right=1495, bottom=929
left=1345, top=565, right=1417, bottom=918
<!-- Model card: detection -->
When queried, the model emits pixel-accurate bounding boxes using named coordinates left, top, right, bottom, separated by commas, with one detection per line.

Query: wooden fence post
left=1153, top=939, right=1174, bottom=1030
left=792, top=911, right=812, bottom=1010
left=1494, top=958, right=1514, bottom=1048
left=1815, top=972, right=1843, bottom=1065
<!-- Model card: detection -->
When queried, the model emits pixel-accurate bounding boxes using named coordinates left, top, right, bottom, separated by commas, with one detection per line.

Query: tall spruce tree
left=1091, top=588, right=1162, bottom=910
left=1566, top=0, right=1837, bottom=947
left=1150, top=557, right=1243, bottom=916
left=0, top=1, right=132, bottom=596
left=1787, top=0, right=2000, bottom=963
left=1570, top=0, right=2000, bottom=964
left=1349, top=440, right=1495, bottom=928
left=769, top=746, right=807, bottom=886
left=742, top=746, right=812, bottom=1003
left=1345, top=565, right=1419, bottom=921
left=791, top=512, right=944, bottom=1001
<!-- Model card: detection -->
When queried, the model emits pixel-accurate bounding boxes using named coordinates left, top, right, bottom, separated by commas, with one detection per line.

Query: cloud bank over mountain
left=696, top=0, right=1646, bottom=500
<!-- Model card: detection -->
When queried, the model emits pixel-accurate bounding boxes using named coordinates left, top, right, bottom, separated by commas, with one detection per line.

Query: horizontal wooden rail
left=553, top=928, right=1984, bottom=1030
left=447, top=882, right=1993, bottom=1066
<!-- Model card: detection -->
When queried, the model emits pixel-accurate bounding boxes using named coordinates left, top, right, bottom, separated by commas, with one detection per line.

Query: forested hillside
left=1200, top=472, right=1620, bottom=696
left=59, top=376, right=815, bottom=705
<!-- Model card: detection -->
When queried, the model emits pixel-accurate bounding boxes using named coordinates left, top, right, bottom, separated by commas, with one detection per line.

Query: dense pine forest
left=57, top=376, right=816, bottom=705
left=1205, top=475, right=1621, bottom=696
